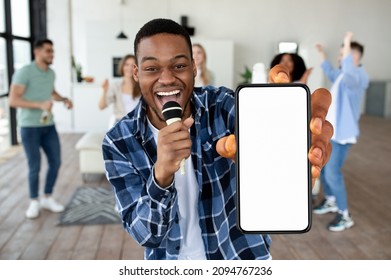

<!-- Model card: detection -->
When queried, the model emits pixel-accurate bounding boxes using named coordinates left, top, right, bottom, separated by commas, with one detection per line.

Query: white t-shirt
left=121, top=93, right=138, bottom=115
left=108, top=92, right=140, bottom=129
left=194, top=69, right=205, bottom=87
left=147, top=118, right=207, bottom=260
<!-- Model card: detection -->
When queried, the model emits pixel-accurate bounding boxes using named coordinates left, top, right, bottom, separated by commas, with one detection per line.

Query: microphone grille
left=162, top=101, right=182, bottom=121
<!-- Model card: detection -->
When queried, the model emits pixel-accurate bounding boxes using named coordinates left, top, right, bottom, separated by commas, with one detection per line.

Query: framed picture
left=113, top=57, right=122, bottom=77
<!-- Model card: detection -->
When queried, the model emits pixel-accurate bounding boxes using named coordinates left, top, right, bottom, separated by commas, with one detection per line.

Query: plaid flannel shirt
left=102, top=86, right=272, bottom=260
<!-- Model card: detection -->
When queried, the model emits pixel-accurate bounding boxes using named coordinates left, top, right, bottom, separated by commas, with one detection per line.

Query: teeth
left=156, top=90, right=180, bottom=96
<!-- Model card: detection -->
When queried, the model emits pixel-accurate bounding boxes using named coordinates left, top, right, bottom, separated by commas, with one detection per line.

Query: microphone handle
left=165, top=118, right=186, bottom=175
left=166, top=117, right=181, bottom=126
left=179, top=159, right=185, bottom=175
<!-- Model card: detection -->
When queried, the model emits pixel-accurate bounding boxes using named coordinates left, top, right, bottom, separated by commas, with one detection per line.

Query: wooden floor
left=0, top=115, right=390, bottom=260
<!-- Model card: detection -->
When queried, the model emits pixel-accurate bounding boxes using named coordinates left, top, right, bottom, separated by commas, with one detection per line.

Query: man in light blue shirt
left=314, top=32, right=369, bottom=231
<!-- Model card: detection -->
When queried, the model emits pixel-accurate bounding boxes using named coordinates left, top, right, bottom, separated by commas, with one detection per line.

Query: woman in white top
left=98, top=54, right=141, bottom=127
left=192, top=43, right=214, bottom=87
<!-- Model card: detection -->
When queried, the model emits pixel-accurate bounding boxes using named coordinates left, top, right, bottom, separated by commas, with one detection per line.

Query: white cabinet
left=72, top=83, right=112, bottom=132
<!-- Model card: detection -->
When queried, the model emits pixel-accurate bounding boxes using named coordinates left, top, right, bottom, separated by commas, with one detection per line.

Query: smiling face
left=122, top=57, right=136, bottom=78
left=280, top=54, right=294, bottom=74
left=35, top=43, right=54, bottom=65
left=338, top=47, right=362, bottom=67
left=134, top=33, right=196, bottom=129
left=192, top=45, right=205, bottom=68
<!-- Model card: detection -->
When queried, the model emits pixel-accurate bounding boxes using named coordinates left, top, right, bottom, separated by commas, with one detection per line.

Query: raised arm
left=315, top=43, right=340, bottom=83
left=98, top=79, right=110, bottom=110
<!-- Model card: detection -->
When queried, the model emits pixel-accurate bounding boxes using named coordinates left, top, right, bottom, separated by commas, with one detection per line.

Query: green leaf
left=239, top=65, right=252, bottom=84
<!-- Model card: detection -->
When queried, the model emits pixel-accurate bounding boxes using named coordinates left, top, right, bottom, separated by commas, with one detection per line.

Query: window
left=0, top=97, right=10, bottom=154
left=0, top=2, right=9, bottom=153
left=0, top=0, right=5, bottom=33
left=0, top=38, right=7, bottom=93
left=13, top=39, right=31, bottom=71
left=11, top=0, right=30, bottom=37
left=0, top=0, right=47, bottom=151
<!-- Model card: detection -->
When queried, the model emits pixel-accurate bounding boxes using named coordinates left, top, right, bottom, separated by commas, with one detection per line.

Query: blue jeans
left=320, top=140, right=352, bottom=211
left=20, top=125, right=61, bottom=199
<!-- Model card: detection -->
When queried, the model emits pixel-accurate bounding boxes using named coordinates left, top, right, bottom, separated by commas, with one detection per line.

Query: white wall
left=47, top=0, right=73, bottom=132
left=48, top=0, right=391, bottom=131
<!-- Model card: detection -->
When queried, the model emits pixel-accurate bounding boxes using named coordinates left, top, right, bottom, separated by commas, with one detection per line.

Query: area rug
left=58, top=186, right=121, bottom=226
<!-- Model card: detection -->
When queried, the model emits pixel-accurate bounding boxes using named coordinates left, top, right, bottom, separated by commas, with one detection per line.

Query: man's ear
left=133, top=64, right=139, bottom=82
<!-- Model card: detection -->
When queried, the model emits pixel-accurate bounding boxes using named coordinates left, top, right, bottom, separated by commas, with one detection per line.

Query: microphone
left=162, top=101, right=186, bottom=175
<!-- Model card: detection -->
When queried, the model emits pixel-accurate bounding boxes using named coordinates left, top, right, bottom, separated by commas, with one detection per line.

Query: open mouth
left=156, top=89, right=181, bottom=107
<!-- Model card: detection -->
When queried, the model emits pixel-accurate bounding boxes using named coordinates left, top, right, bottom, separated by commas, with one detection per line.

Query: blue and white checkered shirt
left=102, top=86, right=272, bottom=260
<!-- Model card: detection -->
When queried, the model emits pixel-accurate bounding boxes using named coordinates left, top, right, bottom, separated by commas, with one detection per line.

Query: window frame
left=0, top=0, right=47, bottom=145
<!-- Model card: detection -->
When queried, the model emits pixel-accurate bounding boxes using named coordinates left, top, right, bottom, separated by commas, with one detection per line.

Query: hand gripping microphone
left=162, top=101, right=186, bottom=175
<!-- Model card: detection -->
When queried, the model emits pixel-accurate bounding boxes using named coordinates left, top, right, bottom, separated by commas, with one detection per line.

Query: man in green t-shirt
left=9, top=39, right=73, bottom=219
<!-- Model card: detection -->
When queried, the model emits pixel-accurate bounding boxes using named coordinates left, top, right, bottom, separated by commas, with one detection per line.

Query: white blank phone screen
left=237, top=85, right=310, bottom=232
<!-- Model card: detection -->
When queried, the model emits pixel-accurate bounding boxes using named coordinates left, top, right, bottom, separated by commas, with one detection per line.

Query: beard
left=44, top=58, right=53, bottom=65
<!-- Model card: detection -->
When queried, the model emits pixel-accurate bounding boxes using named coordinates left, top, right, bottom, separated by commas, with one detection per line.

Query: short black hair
left=134, top=18, right=193, bottom=64
left=270, top=53, right=285, bottom=70
left=350, top=41, right=364, bottom=56
left=341, top=41, right=364, bottom=57
left=291, top=53, right=307, bottom=82
left=34, top=39, right=53, bottom=49
left=270, top=53, right=307, bottom=82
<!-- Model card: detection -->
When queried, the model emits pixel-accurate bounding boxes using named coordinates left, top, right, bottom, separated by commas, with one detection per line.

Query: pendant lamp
left=116, top=0, right=128, bottom=39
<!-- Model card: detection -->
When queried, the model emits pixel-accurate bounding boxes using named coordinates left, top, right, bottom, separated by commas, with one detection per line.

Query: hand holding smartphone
left=236, top=84, right=311, bottom=233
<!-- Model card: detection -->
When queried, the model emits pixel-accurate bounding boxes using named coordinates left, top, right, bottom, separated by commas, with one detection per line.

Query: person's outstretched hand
left=102, top=79, right=109, bottom=93
left=216, top=134, right=236, bottom=162
left=216, top=64, right=333, bottom=187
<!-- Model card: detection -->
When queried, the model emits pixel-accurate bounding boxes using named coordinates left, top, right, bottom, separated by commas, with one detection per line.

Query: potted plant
left=239, top=65, right=252, bottom=85
left=71, top=56, right=83, bottom=82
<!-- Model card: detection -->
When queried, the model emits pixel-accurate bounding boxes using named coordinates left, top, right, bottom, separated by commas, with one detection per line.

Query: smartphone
left=236, top=83, right=311, bottom=233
